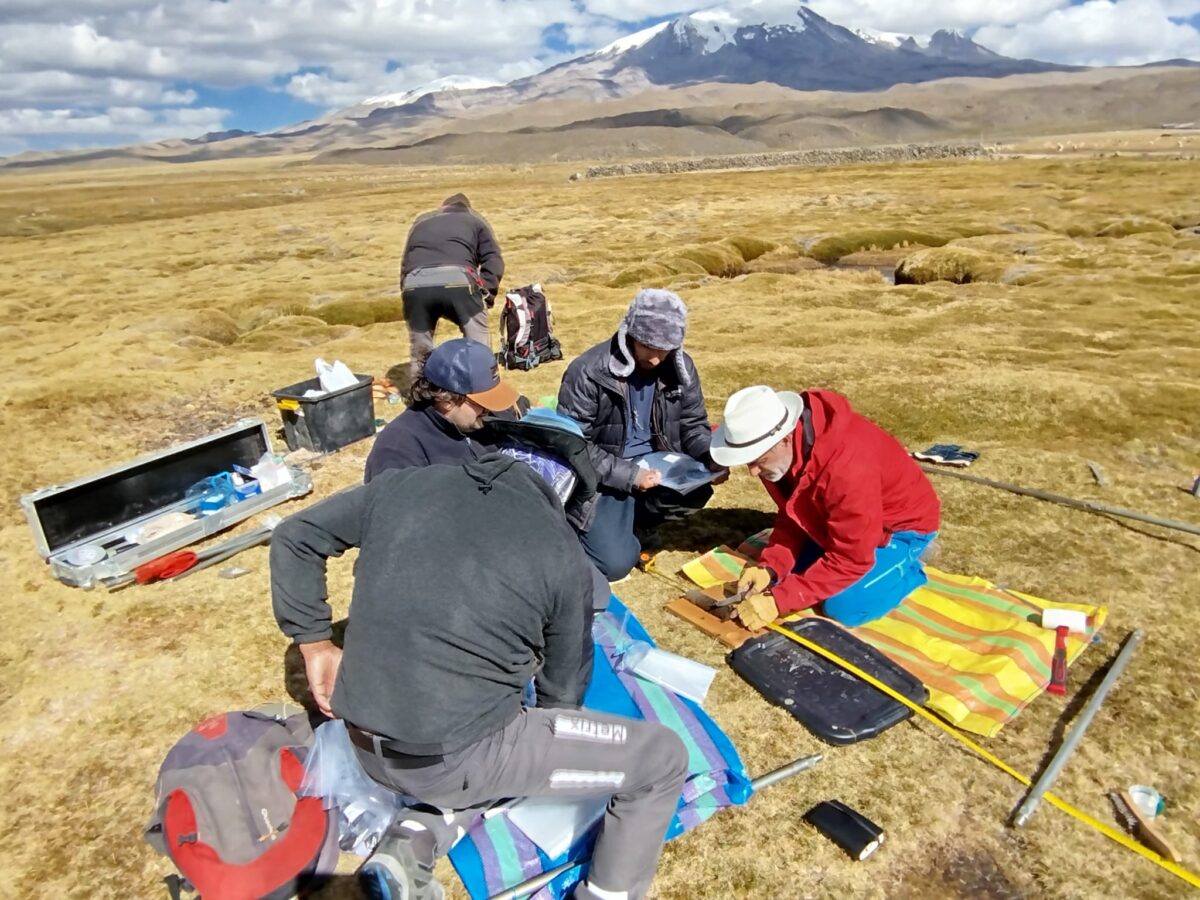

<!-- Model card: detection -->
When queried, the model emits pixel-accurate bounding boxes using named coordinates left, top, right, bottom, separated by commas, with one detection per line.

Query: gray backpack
left=145, top=704, right=339, bottom=899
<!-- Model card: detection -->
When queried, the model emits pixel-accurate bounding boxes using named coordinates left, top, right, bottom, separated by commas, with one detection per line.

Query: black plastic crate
left=271, top=374, right=375, bottom=454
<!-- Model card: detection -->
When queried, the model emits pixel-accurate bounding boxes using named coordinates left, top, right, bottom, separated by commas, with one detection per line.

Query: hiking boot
left=358, top=824, right=444, bottom=900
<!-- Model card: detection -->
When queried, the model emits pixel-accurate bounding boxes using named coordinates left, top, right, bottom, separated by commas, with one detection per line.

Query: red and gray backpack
left=497, top=283, right=563, bottom=371
left=145, top=704, right=340, bottom=900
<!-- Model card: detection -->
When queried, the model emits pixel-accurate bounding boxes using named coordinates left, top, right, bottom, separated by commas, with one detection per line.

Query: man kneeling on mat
left=709, top=385, right=940, bottom=630
left=271, top=448, right=688, bottom=900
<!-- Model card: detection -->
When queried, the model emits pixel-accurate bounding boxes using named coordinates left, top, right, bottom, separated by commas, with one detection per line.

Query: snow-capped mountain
left=599, top=5, right=1067, bottom=92
left=14, top=0, right=1178, bottom=168
left=338, top=4, right=1068, bottom=125
left=362, top=76, right=501, bottom=108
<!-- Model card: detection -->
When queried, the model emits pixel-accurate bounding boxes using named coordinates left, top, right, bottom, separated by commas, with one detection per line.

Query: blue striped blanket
left=448, top=598, right=753, bottom=899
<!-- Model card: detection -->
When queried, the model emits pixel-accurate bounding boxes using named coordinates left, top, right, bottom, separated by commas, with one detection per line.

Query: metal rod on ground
left=166, top=524, right=274, bottom=580
left=920, top=466, right=1200, bottom=538
left=488, top=753, right=824, bottom=900
left=1011, top=629, right=1145, bottom=828
left=749, top=753, right=824, bottom=790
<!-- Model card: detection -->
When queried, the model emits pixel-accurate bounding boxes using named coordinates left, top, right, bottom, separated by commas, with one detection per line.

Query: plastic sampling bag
left=616, top=640, right=716, bottom=705
left=299, top=719, right=413, bottom=857
left=315, top=358, right=358, bottom=393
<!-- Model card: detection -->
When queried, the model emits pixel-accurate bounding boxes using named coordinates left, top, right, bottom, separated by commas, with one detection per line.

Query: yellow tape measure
left=765, top=623, right=1200, bottom=890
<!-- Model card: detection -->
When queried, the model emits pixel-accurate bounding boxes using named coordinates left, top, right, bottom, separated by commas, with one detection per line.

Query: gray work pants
left=354, top=707, right=689, bottom=899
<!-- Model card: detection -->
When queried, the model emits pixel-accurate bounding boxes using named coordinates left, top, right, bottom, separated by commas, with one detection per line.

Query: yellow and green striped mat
left=681, top=530, right=1106, bottom=737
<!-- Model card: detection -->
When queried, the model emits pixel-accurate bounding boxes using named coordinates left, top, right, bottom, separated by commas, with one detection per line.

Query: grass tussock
left=674, top=241, right=746, bottom=277
left=894, top=246, right=1011, bottom=285
left=1094, top=217, right=1175, bottom=238
left=0, top=148, right=1198, bottom=900
left=719, top=234, right=778, bottom=262
left=805, top=228, right=951, bottom=264
left=608, top=237, right=761, bottom=286
left=311, top=297, right=404, bottom=327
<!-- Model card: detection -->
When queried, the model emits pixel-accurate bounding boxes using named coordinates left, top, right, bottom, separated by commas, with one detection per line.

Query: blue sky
left=0, top=0, right=1197, bottom=155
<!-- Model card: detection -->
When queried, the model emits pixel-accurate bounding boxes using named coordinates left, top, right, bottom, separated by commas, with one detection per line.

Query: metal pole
left=489, top=862, right=575, bottom=900
left=1011, top=629, right=1144, bottom=827
left=921, top=466, right=1200, bottom=538
left=488, top=753, right=823, bottom=900
left=750, top=753, right=824, bottom=791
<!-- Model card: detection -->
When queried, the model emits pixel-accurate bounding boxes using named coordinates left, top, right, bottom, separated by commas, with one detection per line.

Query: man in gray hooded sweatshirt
left=558, top=289, right=725, bottom=581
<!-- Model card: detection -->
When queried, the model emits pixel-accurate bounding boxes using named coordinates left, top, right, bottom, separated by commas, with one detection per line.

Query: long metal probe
left=1011, top=629, right=1145, bottom=827
left=487, top=753, right=824, bottom=900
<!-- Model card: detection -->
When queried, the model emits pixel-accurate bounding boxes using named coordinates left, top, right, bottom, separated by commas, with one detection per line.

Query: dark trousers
left=402, top=282, right=490, bottom=378
left=580, top=483, right=713, bottom=581
left=354, top=708, right=689, bottom=898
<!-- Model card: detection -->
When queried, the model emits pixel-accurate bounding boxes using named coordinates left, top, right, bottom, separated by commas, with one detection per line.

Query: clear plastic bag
left=315, top=357, right=358, bottom=393
left=299, top=719, right=413, bottom=856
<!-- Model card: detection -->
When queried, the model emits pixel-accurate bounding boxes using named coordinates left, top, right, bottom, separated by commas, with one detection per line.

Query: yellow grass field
left=0, top=141, right=1198, bottom=899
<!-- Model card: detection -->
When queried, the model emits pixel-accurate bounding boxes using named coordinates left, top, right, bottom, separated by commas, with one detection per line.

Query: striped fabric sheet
left=681, top=530, right=1107, bottom=737
left=448, top=598, right=753, bottom=899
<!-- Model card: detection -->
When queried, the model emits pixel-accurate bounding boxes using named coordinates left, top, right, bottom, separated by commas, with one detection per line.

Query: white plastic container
left=507, top=795, right=609, bottom=858
left=619, top=640, right=717, bottom=705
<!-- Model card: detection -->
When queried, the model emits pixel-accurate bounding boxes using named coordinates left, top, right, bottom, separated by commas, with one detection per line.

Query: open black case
left=729, top=618, right=927, bottom=745
left=21, top=418, right=312, bottom=589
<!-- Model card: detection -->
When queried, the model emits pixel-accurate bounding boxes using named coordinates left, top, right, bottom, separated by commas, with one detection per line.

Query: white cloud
left=0, top=104, right=228, bottom=140
left=579, top=1, right=699, bottom=20
left=976, top=0, right=1200, bottom=64
left=2, top=0, right=1198, bottom=154
left=801, top=0, right=1070, bottom=34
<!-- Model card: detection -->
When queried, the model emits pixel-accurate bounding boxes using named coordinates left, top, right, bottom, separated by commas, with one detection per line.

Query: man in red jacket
left=709, top=385, right=940, bottom=629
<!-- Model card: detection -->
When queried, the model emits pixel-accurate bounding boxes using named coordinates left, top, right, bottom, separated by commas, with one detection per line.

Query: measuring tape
left=765, top=623, right=1200, bottom=889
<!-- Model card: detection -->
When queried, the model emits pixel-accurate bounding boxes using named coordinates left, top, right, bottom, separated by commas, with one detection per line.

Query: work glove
left=735, top=592, right=779, bottom=631
left=737, top=565, right=774, bottom=598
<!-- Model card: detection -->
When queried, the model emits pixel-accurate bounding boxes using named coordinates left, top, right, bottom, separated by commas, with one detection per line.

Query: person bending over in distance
left=709, top=385, right=940, bottom=631
left=400, top=193, right=504, bottom=380
left=558, top=288, right=727, bottom=583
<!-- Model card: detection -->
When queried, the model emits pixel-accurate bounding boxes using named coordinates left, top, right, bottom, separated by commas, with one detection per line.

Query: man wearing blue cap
left=558, top=289, right=726, bottom=581
left=365, top=338, right=519, bottom=482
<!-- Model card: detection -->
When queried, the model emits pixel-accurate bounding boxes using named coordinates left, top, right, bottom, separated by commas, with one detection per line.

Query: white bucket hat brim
left=710, top=389, right=804, bottom=467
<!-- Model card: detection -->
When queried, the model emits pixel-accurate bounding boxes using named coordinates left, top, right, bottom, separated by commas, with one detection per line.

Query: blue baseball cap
left=424, top=339, right=518, bottom=412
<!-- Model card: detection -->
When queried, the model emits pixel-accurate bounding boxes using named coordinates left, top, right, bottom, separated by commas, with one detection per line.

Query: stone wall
left=582, top=143, right=992, bottom=179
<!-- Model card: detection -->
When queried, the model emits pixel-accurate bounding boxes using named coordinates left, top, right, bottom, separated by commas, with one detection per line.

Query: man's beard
left=760, top=465, right=787, bottom=483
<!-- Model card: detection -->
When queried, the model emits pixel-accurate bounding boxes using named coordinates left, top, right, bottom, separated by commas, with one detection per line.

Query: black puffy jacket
left=557, top=336, right=713, bottom=493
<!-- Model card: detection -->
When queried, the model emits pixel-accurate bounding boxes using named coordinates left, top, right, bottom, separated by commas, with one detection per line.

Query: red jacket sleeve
left=770, top=459, right=882, bottom=615
left=758, top=508, right=807, bottom=589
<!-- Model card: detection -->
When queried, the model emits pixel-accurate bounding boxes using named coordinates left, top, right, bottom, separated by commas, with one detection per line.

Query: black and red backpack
left=497, top=283, right=563, bottom=371
left=145, top=704, right=339, bottom=899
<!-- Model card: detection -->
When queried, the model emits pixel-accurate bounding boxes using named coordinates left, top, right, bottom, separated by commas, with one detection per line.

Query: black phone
left=803, top=800, right=884, bottom=860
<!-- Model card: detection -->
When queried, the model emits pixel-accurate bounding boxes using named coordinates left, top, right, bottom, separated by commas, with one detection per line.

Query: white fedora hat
left=710, top=386, right=804, bottom=467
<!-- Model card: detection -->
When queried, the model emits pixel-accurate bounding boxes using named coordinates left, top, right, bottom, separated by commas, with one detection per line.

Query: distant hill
left=2, top=2, right=1197, bottom=170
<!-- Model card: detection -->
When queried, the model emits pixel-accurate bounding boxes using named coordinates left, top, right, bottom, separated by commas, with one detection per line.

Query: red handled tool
left=1048, top=625, right=1069, bottom=695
